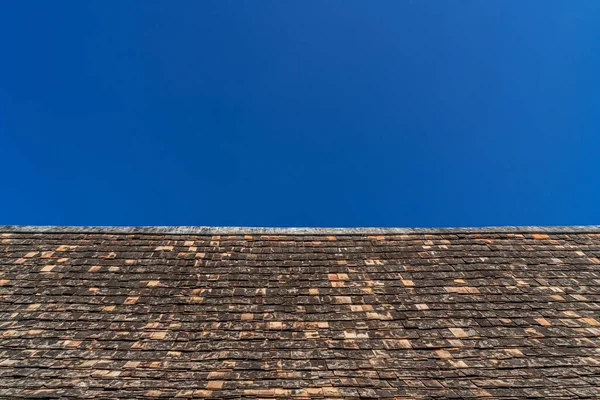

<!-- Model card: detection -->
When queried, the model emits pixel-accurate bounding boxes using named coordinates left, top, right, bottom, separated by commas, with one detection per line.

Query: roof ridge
left=1, top=225, right=600, bottom=235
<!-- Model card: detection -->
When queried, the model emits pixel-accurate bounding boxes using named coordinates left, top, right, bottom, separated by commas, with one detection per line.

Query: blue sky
left=1, top=1, right=599, bottom=228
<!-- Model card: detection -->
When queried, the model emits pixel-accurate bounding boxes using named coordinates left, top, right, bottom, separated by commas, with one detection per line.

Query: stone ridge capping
left=1, top=225, right=600, bottom=235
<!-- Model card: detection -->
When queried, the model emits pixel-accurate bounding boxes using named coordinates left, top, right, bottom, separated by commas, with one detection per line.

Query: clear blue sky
left=1, top=1, right=599, bottom=228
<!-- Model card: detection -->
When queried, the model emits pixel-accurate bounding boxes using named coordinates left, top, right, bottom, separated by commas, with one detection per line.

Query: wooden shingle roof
left=1, top=226, right=600, bottom=399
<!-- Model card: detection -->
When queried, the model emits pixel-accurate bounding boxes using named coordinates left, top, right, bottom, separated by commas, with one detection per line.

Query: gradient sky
left=1, top=1, right=599, bottom=228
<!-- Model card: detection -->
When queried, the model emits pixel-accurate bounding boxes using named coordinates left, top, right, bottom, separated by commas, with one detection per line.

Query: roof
left=1, top=225, right=600, bottom=399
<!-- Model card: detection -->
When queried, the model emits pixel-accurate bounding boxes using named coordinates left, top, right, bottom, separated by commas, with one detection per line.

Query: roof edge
left=1, top=225, right=600, bottom=235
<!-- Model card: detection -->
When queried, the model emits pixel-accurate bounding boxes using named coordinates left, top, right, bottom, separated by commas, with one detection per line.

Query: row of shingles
left=297, top=235, right=461, bottom=398
left=0, top=232, right=240, bottom=399
left=292, top=233, right=600, bottom=324
left=264, top=234, right=480, bottom=397
left=0, top=231, right=580, bottom=396
left=380, top=231, right=600, bottom=332
left=250, top=234, right=468, bottom=398
left=4, top=231, right=600, bottom=262
left=0, top=234, right=83, bottom=398
left=272, top=233, right=496, bottom=397
left=161, top=233, right=600, bottom=398
left=0, top=233, right=396, bottom=398
left=316, top=233, right=596, bottom=398
left=0, top=233, right=195, bottom=398
left=0, top=234, right=227, bottom=396
left=0, top=234, right=576, bottom=328
left=211, top=234, right=398, bottom=398
left=449, top=233, right=600, bottom=345
left=451, top=234, right=598, bottom=397
left=0, top=245, right=376, bottom=364
left=3, top=231, right=600, bottom=396
left=338, top=234, right=492, bottom=398
left=3, top=232, right=599, bottom=284
left=0, top=234, right=121, bottom=398
left=2, top=231, right=376, bottom=400
left=302, top=233, right=592, bottom=398
left=144, top=233, right=488, bottom=395
left=103, top=233, right=406, bottom=396
left=386, top=233, right=600, bottom=398
left=1, top=232, right=502, bottom=339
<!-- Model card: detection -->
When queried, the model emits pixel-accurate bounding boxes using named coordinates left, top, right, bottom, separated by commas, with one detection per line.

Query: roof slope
left=1, top=226, right=600, bottom=399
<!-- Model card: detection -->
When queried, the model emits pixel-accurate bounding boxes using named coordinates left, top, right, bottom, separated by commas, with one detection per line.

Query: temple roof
left=1, top=226, right=599, bottom=398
